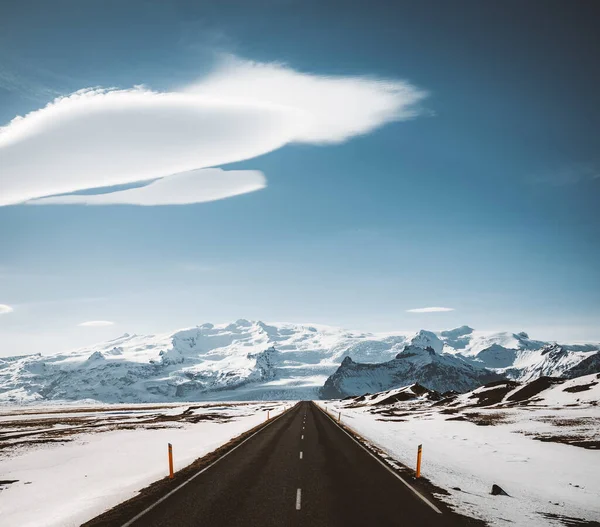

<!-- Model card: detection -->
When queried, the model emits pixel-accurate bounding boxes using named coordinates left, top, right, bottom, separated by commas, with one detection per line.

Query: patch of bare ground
left=119, top=410, right=232, bottom=427
left=468, top=381, right=520, bottom=406
left=0, top=401, right=253, bottom=418
left=523, top=415, right=600, bottom=449
left=535, top=416, right=600, bottom=428
left=432, top=396, right=459, bottom=407
left=374, top=389, right=427, bottom=406
left=540, top=512, right=600, bottom=526
left=342, top=394, right=372, bottom=408
left=462, top=411, right=511, bottom=426
left=0, top=408, right=236, bottom=456
left=564, top=381, right=599, bottom=393
left=370, top=409, right=412, bottom=418
left=440, top=407, right=462, bottom=414
left=0, top=405, right=181, bottom=417
left=0, top=416, right=96, bottom=430
left=530, top=435, right=600, bottom=450
left=0, top=438, right=72, bottom=449
left=506, top=377, right=563, bottom=402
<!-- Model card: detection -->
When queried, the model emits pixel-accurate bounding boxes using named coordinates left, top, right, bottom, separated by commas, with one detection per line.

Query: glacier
left=0, top=320, right=598, bottom=403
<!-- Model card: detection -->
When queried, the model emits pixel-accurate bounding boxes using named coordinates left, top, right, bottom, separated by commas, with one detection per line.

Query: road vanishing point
left=93, top=401, right=476, bottom=527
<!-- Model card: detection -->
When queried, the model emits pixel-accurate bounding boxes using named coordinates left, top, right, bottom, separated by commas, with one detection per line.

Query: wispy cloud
left=0, top=56, right=426, bottom=207
left=529, top=163, right=600, bottom=186
left=0, top=304, right=14, bottom=315
left=78, top=320, right=115, bottom=327
left=406, top=307, right=455, bottom=313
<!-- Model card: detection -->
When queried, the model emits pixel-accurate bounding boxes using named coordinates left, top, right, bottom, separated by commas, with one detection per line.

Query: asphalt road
left=118, top=401, right=470, bottom=526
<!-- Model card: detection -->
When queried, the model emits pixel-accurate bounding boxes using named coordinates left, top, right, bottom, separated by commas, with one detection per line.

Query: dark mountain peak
left=396, top=345, right=436, bottom=360
left=541, top=343, right=565, bottom=356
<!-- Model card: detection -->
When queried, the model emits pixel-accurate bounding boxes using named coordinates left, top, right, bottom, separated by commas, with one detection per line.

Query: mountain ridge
left=0, top=320, right=598, bottom=403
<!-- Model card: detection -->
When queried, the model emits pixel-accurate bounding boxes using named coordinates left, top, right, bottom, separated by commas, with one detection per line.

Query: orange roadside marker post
left=416, top=444, right=423, bottom=478
left=168, top=443, right=174, bottom=479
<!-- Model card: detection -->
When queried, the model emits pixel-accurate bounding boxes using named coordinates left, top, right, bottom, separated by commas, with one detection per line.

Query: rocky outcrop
left=321, top=342, right=504, bottom=399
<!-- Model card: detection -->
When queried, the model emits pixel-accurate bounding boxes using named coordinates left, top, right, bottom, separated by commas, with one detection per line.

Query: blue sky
left=1, top=0, right=599, bottom=355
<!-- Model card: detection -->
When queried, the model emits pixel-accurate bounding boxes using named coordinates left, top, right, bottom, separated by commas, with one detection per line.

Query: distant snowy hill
left=321, top=331, right=504, bottom=397
left=322, top=328, right=600, bottom=398
left=0, top=320, right=598, bottom=403
left=440, top=327, right=598, bottom=381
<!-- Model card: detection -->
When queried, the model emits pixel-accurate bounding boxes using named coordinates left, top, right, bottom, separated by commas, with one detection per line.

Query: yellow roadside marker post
left=416, top=444, right=423, bottom=478
left=168, top=443, right=174, bottom=480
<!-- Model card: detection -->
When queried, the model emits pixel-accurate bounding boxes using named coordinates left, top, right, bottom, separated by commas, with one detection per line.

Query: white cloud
left=0, top=304, right=14, bottom=314
left=406, top=307, right=455, bottom=313
left=0, top=57, right=426, bottom=207
left=0, top=87, right=293, bottom=206
left=78, top=320, right=115, bottom=327
left=28, top=168, right=265, bottom=205
left=186, top=56, right=426, bottom=144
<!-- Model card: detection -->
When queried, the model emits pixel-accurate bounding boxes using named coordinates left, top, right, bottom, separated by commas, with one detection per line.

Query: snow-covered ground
left=316, top=374, right=600, bottom=526
left=0, top=401, right=288, bottom=527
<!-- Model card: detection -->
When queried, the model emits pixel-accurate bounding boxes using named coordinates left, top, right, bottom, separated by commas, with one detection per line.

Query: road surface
left=111, top=401, right=472, bottom=526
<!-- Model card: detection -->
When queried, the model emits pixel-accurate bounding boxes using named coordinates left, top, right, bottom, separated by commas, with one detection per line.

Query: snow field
left=0, top=402, right=287, bottom=527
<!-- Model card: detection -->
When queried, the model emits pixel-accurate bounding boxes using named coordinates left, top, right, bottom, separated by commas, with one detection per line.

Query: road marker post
left=416, top=444, right=422, bottom=478
left=267, top=410, right=270, bottom=421
left=168, top=443, right=174, bottom=480
left=338, top=411, right=341, bottom=423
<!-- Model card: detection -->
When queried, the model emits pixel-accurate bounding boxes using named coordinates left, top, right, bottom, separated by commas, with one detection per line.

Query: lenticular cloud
left=0, top=57, right=426, bottom=207
left=29, top=168, right=266, bottom=206
left=0, top=88, right=294, bottom=206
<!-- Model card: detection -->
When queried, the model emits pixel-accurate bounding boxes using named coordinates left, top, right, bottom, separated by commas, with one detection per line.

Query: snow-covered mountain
left=439, top=327, right=598, bottom=381
left=0, top=320, right=598, bottom=403
left=322, top=328, right=600, bottom=398
left=321, top=331, right=504, bottom=397
left=0, top=320, right=405, bottom=403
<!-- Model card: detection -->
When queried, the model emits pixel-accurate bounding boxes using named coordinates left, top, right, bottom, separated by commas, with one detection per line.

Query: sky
left=1, top=0, right=599, bottom=356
